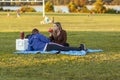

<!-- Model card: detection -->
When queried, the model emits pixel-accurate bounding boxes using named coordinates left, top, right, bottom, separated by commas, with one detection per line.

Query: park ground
left=0, top=12, right=120, bottom=80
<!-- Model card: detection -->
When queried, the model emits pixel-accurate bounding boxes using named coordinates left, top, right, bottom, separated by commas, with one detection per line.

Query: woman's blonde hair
left=54, top=22, right=62, bottom=31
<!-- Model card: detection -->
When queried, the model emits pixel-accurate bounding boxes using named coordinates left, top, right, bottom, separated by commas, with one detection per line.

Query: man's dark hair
left=32, top=28, right=39, bottom=34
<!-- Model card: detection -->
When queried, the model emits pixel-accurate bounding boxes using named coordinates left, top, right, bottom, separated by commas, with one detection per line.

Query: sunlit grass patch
left=0, top=52, right=119, bottom=68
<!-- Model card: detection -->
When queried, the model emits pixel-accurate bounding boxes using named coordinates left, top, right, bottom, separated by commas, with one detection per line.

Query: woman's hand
left=48, top=28, right=53, bottom=33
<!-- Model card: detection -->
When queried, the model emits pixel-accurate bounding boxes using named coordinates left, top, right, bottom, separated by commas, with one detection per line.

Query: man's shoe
left=55, top=51, right=60, bottom=54
left=79, top=44, right=87, bottom=50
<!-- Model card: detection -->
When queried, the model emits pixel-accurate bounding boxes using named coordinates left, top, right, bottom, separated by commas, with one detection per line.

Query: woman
left=49, top=22, right=69, bottom=46
left=27, top=28, right=86, bottom=51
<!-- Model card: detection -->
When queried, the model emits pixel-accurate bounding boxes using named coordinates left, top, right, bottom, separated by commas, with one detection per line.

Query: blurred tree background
left=0, top=0, right=120, bottom=6
left=0, top=0, right=120, bottom=13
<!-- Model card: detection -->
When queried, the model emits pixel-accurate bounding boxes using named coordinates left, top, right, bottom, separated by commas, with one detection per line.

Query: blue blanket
left=15, top=49, right=103, bottom=56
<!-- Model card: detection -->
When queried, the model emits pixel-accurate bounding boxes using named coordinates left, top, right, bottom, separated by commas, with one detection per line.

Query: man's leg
left=45, top=43, right=81, bottom=51
left=46, top=43, right=65, bottom=51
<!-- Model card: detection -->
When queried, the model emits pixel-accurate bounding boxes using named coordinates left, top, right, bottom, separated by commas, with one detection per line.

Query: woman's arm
left=57, top=30, right=67, bottom=44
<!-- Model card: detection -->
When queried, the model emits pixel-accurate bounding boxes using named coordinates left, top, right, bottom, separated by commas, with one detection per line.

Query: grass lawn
left=0, top=12, right=120, bottom=80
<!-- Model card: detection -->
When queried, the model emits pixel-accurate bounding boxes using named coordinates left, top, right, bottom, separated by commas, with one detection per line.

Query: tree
left=79, top=0, right=86, bottom=7
left=63, top=0, right=71, bottom=5
left=50, top=0, right=71, bottom=5
left=80, top=5, right=90, bottom=13
left=93, top=0, right=106, bottom=13
left=74, top=0, right=80, bottom=6
left=20, top=6, right=36, bottom=13
left=45, top=1, right=54, bottom=12
left=68, top=1, right=77, bottom=12
left=112, top=0, right=120, bottom=5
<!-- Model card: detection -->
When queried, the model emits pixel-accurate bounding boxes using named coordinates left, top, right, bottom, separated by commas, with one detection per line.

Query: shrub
left=20, top=6, right=36, bottom=13
left=0, top=7, right=3, bottom=11
left=80, top=6, right=90, bottom=13
left=106, top=8, right=117, bottom=14
left=56, top=8, right=62, bottom=13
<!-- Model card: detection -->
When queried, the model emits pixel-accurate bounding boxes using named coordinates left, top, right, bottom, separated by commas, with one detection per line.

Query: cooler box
left=16, top=39, right=28, bottom=51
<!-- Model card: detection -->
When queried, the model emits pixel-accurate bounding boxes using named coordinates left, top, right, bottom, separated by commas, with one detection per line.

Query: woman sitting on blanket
left=27, top=28, right=86, bottom=52
left=49, top=22, right=69, bottom=47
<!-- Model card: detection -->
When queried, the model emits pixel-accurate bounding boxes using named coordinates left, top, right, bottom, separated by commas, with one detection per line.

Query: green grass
left=0, top=12, right=120, bottom=80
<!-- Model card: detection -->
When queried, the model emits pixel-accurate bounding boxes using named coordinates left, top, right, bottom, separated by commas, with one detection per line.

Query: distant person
left=27, top=28, right=86, bottom=51
left=40, top=16, right=52, bottom=24
left=49, top=22, right=69, bottom=47
left=16, top=9, right=20, bottom=17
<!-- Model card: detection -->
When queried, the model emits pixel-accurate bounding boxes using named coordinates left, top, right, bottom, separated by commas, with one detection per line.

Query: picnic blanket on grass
left=15, top=49, right=103, bottom=56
